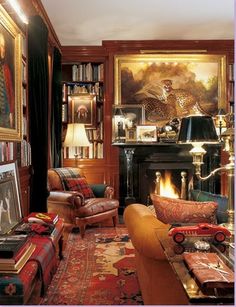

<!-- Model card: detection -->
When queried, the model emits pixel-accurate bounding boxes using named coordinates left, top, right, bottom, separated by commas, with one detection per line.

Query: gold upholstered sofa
left=123, top=191, right=223, bottom=305
left=124, top=203, right=189, bottom=305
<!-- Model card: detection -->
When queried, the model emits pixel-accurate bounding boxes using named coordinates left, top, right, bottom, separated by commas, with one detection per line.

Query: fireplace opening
left=140, top=167, right=192, bottom=205
left=118, top=144, right=221, bottom=210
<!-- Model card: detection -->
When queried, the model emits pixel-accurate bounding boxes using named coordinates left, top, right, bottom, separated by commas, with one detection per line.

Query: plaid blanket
left=0, top=236, right=57, bottom=303
left=30, top=236, right=57, bottom=295
left=53, top=167, right=82, bottom=189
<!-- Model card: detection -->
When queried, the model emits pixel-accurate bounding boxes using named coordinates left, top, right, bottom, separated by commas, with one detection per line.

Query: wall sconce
left=114, top=108, right=125, bottom=142
left=64, top=123, right=90, bottom=167
left=178, top=115, right=234, bottom=233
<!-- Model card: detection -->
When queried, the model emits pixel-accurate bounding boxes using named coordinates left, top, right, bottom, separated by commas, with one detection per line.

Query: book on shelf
left=183, top=252, right=234, bottom=288
left=0, top=235, right=28, bottom=258
left=24, top=212, right=59, bottom=225
left=0, top=243, right=36, bottom=274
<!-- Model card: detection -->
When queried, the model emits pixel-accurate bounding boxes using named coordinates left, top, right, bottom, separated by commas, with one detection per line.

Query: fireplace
left=118, top=144, right=221, bottom=210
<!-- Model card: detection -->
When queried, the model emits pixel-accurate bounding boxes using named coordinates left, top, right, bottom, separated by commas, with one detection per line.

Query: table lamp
left=178, top=114, right=234, bottom=233
left=64, top=123, right=90, bottom=166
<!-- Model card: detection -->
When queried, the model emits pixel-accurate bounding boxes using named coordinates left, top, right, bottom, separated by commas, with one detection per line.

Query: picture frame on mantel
left=114, top=54, right=227, bottom=128
left=0, top=5, right=23, bottom=141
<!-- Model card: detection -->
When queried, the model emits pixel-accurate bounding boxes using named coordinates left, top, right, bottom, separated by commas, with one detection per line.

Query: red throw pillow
left=64, top=177, right=95, bottom=199
left=151, top=194, right=217, bottom=224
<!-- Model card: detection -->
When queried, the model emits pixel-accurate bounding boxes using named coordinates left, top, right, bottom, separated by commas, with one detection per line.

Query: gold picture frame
left=0, top=5, right=23, bottom=141
left=114, top=53, right=227, bottom=126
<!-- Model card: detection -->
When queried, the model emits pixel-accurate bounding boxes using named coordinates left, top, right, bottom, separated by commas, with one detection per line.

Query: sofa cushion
left=190, top=189, right=228, bottom=224
left=151, top=194, right=217, bottom=225
left=64, top=177, right=95, bottom=199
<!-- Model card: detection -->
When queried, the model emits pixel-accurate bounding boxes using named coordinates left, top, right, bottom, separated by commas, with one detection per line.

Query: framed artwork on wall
left=0, top=161, right=22, bottom=234
left=114, top=53, right=227, bottom=127
left=0, top=5, right=23, bottom=141
left=70, top=93, right=96, bottom=128
left=136, top=125, right=157, bottom=142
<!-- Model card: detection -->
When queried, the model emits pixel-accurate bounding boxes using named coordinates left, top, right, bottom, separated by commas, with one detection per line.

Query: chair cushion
left=151, top=194, right=217, bottom=225
left=64, top=177, right=95, bottom=199
left=77, top=198, right=119, bottom=217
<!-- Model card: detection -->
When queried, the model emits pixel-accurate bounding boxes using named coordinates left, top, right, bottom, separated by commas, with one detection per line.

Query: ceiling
left=41, top=0, right=234, bottom=46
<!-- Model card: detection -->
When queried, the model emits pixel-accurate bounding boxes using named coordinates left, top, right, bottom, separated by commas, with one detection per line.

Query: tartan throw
left=64, top=177, right=95, bottom=199
left=0, top=236, right=57, bottom=303
left=52, top=168, right=82, bottom=190
left=30, top=236, right=57, bottom=295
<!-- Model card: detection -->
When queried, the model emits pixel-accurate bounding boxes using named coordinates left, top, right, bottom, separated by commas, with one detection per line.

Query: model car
left=168, top=223, right=231, bottom=243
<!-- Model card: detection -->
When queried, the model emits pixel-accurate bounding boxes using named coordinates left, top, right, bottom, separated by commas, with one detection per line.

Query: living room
left=0, top=0, right=234, bottom=305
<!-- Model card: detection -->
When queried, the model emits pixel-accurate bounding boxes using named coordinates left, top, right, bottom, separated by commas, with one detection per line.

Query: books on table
left=183, top=252, right=234, bottom=288
left=0, top=235, right=28, bottom=258
left=24, top=212, right=59, bottom=225
left=0, top=239, right=36, bottom=274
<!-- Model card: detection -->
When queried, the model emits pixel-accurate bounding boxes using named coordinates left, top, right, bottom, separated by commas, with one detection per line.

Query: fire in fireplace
left=156, top=170, right=181, bottom=199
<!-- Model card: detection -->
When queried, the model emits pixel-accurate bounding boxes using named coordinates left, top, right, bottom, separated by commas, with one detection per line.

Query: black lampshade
left=178, top=115, right=218, bottom=143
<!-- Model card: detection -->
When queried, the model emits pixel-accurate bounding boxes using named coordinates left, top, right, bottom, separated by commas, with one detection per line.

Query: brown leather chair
left=47, top=167, right=119, bottom=237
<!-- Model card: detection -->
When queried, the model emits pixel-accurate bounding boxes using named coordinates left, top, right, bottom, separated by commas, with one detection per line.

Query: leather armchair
left=47, top=168, right=119, bottom=237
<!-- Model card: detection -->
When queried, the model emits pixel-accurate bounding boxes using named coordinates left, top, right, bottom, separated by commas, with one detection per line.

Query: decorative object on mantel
left=178, top=114, right=234, bottom=233
left=63, top=123, right=90, bottom=167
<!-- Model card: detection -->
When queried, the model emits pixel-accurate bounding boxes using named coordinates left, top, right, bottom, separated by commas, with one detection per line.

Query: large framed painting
left=0, top=161, right=22, bottom=234
left=114, top=54, right=227, bottom=127
left=0, top=5, right=23, bottom=141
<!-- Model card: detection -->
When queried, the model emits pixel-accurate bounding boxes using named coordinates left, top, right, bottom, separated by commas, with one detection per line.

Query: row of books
left=16, top=140, right=32, bottom=167
left=63, top=82, right=103, bottom=99
left=72, top=63, right=104, bottom=82
left=0, top=141, right=31, bottom=167
left=63, top=142, right=103, bottom=159
left=0, top=142, right=14, bottom=162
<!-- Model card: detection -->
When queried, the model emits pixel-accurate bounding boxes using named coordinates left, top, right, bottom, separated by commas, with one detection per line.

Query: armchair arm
left=89, top=184, right=114, bottom=199
left=48, top=191, right=84, bottom=208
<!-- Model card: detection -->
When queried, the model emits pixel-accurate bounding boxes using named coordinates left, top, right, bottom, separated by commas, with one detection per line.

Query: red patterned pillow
left=151, top=194, right=217, bottom=224
left=64, top=177, right=95, bottom=199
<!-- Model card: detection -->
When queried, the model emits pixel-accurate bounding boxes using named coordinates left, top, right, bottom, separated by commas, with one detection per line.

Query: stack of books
left=0, top=235, right=35, bottom=274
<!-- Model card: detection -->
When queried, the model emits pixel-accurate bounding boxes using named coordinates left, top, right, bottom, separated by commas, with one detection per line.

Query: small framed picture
left=112, top=104, right=144, bottom=142
left=136, top=125, right=157, bottom=142
left=0, top=161, right=22, bottom=234
left=125, top=127, right=137, bottom=142
left=70, top=93, right=96, bottom=128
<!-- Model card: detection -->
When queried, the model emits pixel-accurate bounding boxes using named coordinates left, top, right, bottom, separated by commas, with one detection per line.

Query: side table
left=156, top=230, right=234, bottom=305
left=0, top=218, right=64, bottom=305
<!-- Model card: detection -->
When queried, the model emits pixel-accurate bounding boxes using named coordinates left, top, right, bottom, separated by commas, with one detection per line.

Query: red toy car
left=169, top=223, right=231, bottom=243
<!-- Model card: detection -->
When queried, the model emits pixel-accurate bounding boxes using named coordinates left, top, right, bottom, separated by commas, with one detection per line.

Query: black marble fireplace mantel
left=113, top=142, right=221, bottom=210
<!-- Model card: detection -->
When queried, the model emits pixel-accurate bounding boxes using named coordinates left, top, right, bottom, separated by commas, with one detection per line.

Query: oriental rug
left=40, top=226, right=143, bottom=305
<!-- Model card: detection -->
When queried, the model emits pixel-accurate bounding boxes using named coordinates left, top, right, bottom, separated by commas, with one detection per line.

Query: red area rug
left=40, top=226, right=143, bottom=305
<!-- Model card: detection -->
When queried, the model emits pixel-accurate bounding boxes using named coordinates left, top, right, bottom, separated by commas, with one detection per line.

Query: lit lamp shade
left=64, top=123, right=90, bottom=147
left=177, top=115, right=218, bottom=144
